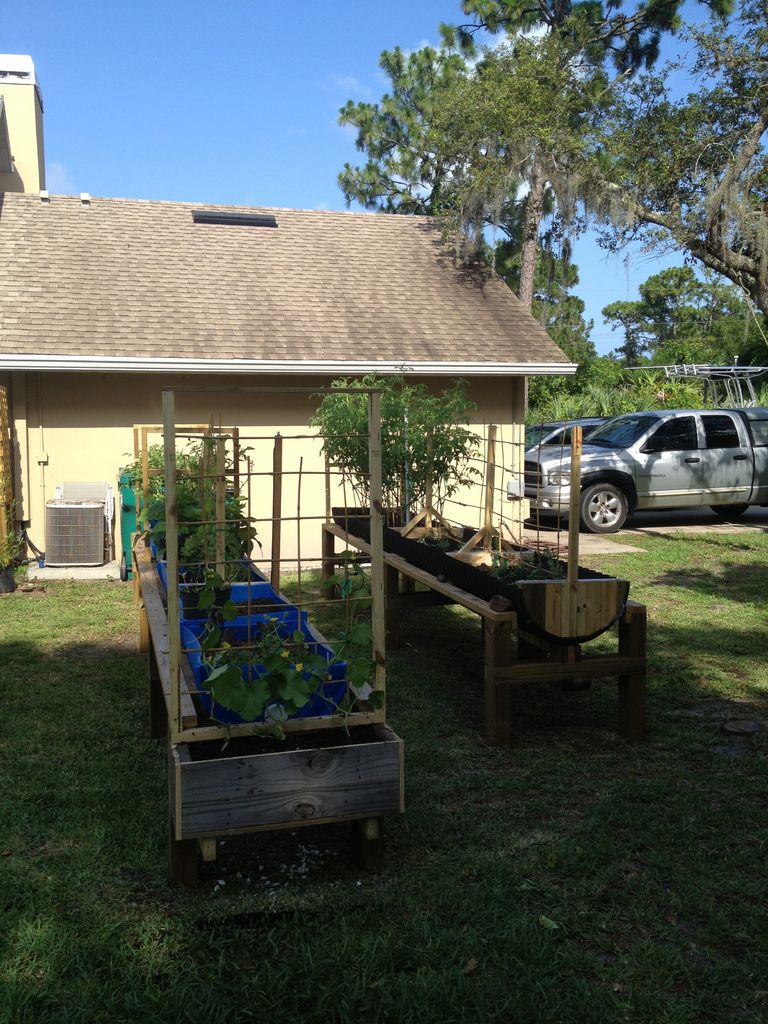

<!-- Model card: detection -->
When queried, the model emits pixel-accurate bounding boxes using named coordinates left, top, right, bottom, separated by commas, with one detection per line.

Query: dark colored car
left=525, top=417, right=608, bottom=451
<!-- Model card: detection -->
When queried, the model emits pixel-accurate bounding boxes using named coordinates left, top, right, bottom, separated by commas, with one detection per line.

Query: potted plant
left=311, top=374, right=481, bottom=530
left=0, top=513, right=22, bottom=594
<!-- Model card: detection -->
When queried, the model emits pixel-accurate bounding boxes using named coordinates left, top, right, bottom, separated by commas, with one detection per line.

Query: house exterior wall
left=8, top=370, right=528, bottom=568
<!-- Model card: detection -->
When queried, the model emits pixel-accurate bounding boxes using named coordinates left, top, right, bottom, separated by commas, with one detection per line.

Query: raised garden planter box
left=170, top=724, right=404, bottom=840
left=379, top=525, right=629, bottom=645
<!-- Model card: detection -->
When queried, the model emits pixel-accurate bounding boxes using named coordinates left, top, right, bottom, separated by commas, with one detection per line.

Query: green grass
left=1, top=533, right=767, bottom=1024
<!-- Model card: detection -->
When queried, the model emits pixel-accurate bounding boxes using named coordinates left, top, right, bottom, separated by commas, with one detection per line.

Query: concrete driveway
left=523, top=505, right=768, bottom=557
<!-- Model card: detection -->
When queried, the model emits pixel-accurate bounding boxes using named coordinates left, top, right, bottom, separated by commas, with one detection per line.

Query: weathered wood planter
left=170, top=725, right=403, bottom=841
left=136, top=386, right=403, bottom=885
left=322, top=520, right=646, bottom=747
left=377, top=522, right=630, bottom=645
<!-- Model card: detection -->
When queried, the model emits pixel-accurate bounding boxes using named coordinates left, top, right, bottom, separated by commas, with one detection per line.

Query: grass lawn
left=1, top=531, right=767, bottom=1023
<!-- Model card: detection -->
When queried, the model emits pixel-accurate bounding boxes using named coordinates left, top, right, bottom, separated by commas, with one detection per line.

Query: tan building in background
left=0, top=57, right=575, bottom=568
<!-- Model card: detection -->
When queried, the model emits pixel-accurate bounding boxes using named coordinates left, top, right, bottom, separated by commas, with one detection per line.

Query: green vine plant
left=0, top=506, right=23, bottom=571
left=192, top=562, right=381, bottom=738
left=489, top=548, right=564, bottom=584
left=138, top=439, right=260, bottom=583
left=311, top=374, right=481, bottom=520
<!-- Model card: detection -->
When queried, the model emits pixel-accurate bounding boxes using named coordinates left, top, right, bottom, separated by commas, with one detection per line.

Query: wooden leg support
left=138, top=599, right=150, bottom=654
left=484, top=619, right=514, bottom=745
left=321, top=525, right=336, bottom=597
left=148, top=643, right=167, bottom=740
left=384, top=564, right=401, bottom=649
left=198, top=837, right=217, bottom=863
left=168, top=816, right=199, bottom=887
left=353, top=816, right=384, bottom=873
left=618, top=603, right=647, bottom=742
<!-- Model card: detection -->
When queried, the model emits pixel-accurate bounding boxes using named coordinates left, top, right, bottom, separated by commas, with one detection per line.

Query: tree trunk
left=518, top=157, right=546, bottom=312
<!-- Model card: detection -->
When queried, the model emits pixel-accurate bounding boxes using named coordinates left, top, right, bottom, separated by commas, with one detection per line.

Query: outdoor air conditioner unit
left=45, top=500, right=105, bottom=566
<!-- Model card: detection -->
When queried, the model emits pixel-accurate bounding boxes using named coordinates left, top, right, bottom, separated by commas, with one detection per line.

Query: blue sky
left=4, top=0, right=697, bottom=355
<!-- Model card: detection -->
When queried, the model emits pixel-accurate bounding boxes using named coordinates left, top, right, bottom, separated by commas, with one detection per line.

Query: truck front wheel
left=579, top=483, right=628, bottom=534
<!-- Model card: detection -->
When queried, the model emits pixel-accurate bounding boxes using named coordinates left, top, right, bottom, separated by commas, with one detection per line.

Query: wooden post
left=618, top=603, right=647, bottom=742
left=148, top=642, right=167, bottom=740
left=167, top=814, right=198, bottom=887
left=215, top=437, right=226, bottom=577
left=140, top=427, right=149, bottom=530
left=353, top=816, right=385, bottom=873
left=425, top=430, right=433, bottom=532
left=483, top=618, right=513, bottom=745
left=296, top=456, right=304, bottom=606
left=271, top=433, right=283, bottom=593
left=138, top=598, right=150, bottom=654
left=384, top=563, right=401, bottom=649
left=324, top=451, right=331, bottom=523
left=566, top=426, right=583, bottom=638
left=368, top=391, right=386, bottom=703
left=483, top=424, right=498, bottom=553
left=321, top=524, right=336, bottom=597
left=232, top=427, right=240, bottom=498
left=162, top=391, right=181, bottom=739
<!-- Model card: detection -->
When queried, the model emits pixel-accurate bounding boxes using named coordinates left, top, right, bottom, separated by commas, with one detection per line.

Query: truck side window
left=645, top=416, right=697, bottom=452
left=702, top=414, right=740, bottom=448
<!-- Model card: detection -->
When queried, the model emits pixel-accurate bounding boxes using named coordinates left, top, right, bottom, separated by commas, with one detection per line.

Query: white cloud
left=329, top=74, right=371, bottom=100
left=46, top=161, right=75, bottom=194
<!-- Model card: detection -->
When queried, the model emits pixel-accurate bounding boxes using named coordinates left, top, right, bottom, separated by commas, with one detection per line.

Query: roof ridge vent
left=192, top=210, right=278, bottom=228
left=80, top=192, right=91, bottom=206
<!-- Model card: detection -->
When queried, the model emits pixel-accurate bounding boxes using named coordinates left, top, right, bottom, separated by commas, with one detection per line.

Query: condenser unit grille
left=45, top=501, right=105, bottom=566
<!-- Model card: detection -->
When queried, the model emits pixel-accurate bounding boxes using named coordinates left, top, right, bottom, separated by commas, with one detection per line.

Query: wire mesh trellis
left=137, top=387, right=387, bottom=744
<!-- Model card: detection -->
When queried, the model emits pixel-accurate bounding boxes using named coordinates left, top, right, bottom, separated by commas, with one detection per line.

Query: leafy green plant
left=489, top=548, right=563, bottom=584
left=192, top=564, right=379, bottom=733
left=143, top=439, right=259, bottom=582
left=122, top=442, right=202, bottom=498
left=311, top=375, right=481, bottom=518
left=0, top=509, right=22, bottom=570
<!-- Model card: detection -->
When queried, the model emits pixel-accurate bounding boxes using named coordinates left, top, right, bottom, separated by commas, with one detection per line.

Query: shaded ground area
left=1, top=536, right=767, bottom=1024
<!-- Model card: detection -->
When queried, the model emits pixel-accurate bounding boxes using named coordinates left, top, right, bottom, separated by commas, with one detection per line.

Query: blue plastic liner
left=180, top=610, right=347, bottom=725
left=178, top=580, right=289, bottom=623
left=156, top=558, right=266, bottom=593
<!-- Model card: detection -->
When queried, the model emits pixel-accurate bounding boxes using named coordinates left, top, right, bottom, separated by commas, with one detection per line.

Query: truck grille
left=524, top=461, right=542, bottom=490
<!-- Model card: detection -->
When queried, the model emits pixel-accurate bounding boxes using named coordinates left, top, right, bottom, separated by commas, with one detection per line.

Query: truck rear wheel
left=579, top=483, right=628, bottom=534
left=710, top=503, right=749, bottom=520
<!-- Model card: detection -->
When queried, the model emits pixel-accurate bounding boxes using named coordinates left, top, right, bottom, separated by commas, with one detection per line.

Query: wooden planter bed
left=169, top=725, right=403, bottom=886
left=136, top=537, right=403, bottom=887
left=322, top=521, right=646, bottom=747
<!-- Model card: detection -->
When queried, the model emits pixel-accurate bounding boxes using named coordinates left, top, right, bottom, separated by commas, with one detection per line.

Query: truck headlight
left=547, top=470, right=570, bottom=487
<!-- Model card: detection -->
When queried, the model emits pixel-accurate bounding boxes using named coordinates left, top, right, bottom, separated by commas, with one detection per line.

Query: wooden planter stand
left=322, top=522, right=647, bottom=746
left=136, top=536, right=404, bottom=886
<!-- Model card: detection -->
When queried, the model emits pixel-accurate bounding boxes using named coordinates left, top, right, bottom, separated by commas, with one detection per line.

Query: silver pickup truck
left=524, top=407, right=768, bottom=533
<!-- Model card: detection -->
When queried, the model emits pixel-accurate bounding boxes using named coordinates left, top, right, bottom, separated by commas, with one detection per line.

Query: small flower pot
left=0, top=567, right=16, bottom=594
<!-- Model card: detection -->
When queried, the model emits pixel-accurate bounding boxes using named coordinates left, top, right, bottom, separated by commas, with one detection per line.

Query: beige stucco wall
left=0, top=78, right=45, bottom=193
left=8, top=370, right=528, bottom=569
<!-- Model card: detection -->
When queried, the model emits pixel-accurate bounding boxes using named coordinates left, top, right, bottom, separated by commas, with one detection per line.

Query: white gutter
left=0, top=354, right=577, bottom=376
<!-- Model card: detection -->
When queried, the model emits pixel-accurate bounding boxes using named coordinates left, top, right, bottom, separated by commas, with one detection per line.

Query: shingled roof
left=0, top=192, right=574, bottom=375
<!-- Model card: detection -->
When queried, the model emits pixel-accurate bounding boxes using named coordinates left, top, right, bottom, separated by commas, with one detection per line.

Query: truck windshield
left=586, top=415, right=656, bottom=448
left=525, top=424, right=557, bottom=446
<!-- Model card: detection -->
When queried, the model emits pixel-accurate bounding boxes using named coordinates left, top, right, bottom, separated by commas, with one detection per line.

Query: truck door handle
left=685, top=457, right=700, bottom=463
left=733, top=454, right=748, bottom=461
